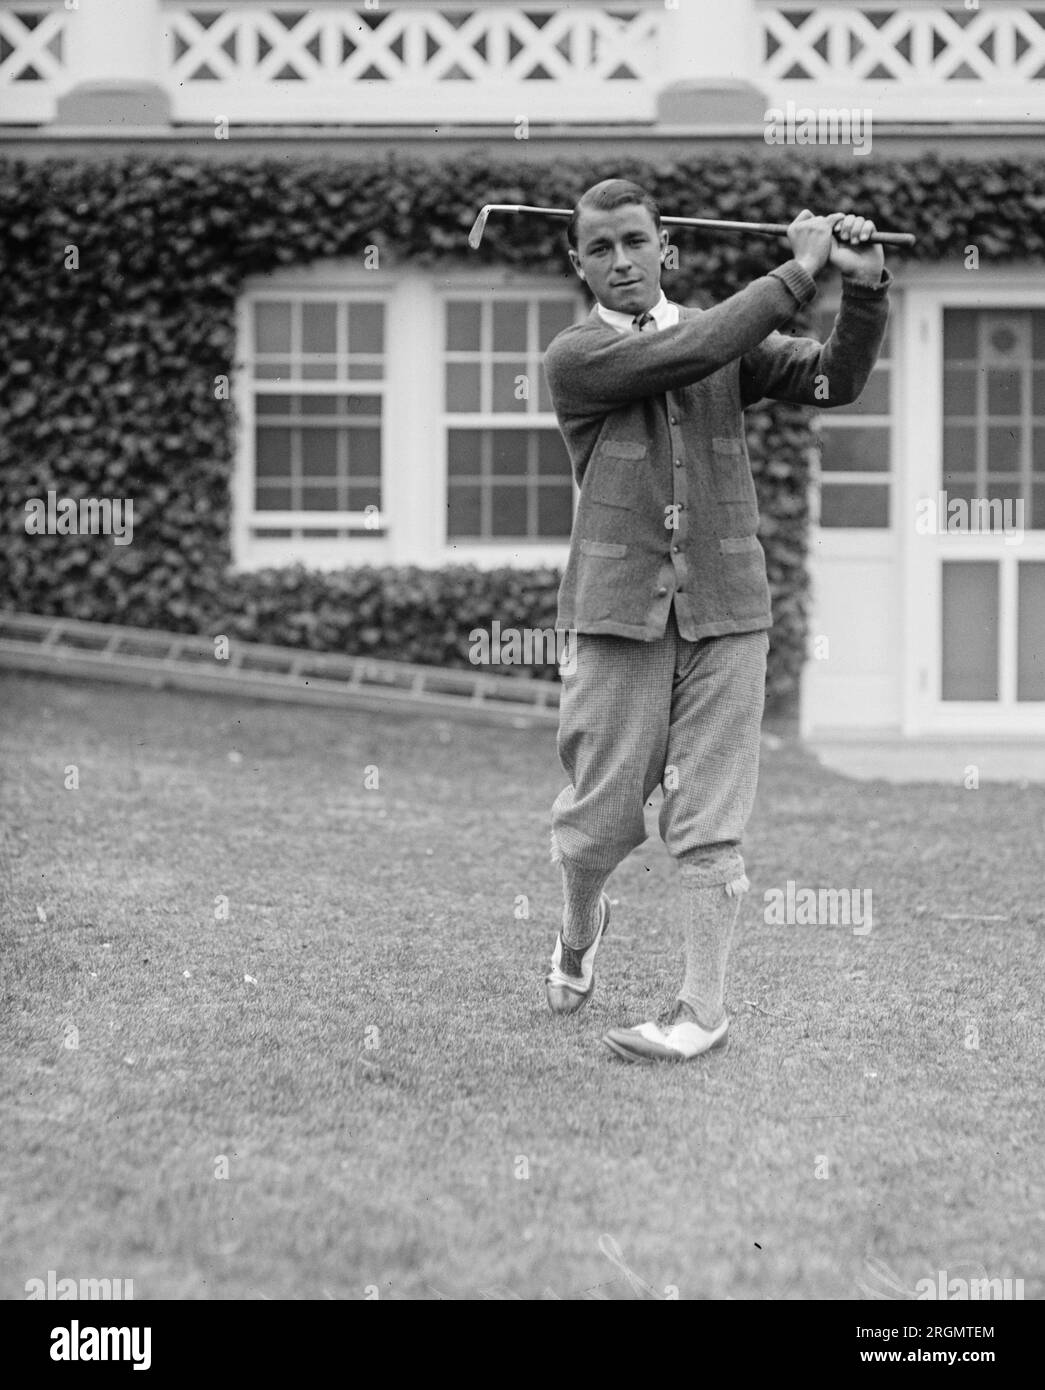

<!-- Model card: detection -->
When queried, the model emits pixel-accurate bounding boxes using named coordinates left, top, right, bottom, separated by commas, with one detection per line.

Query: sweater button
left=655, top=586, right=668, bottom=597
left=674, top=459, right=682, bottom=467
left=672, top=544, right=680, bottom=553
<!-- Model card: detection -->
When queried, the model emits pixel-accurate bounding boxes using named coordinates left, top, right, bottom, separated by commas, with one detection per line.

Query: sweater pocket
left=719, top=534, right=760, bottom=554
left=574, top=539, right=632, bottom=623
left=719, top=534, right=769, bottom=618
left=602, top=440, right=648, bottom=459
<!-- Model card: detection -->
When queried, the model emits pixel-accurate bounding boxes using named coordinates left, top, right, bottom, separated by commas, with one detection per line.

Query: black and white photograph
left=0, top=0, right=1042, bottom=1350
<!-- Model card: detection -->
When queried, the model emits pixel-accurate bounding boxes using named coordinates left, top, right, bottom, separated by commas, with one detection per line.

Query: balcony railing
left=762, top=0, right=1045, bottom=121
left=1, top=1, right=1044, bottom=127
left=164, top=1, right=661, bottom=122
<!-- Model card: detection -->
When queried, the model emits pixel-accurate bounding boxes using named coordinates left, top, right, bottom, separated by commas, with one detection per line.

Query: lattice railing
left=164, top=2, right=661, bottom=123
left=759, top=1, right=1045, bottom=120
left=0, top=1, right=67, bottom=121
left=2, top=1, right=1045, bottom=126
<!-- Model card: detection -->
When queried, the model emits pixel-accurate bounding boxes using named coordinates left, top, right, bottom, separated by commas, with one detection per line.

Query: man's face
left=569, top=203, right=668, bottom=316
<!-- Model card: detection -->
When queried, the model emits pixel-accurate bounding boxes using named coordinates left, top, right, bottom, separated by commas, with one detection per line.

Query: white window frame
left=232, top=264, right=584, bottom=572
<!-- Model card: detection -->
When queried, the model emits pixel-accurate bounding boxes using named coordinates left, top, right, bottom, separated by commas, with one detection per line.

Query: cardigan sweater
left=544, top=259, right=892, bottom=640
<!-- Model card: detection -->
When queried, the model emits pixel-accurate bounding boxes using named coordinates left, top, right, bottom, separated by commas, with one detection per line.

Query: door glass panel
left=941, top=561, right=999, bottom=701
left=943, top=309, right=1040, bottom=528
left=1017, top=562, right=1045, bottom=702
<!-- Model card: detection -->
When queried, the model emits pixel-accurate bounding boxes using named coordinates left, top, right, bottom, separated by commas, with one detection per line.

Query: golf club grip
left=660, top=217, right=914, bottom=248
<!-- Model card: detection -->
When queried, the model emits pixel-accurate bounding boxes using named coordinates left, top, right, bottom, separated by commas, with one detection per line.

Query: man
left=542, top=178, right=890, bottom=1063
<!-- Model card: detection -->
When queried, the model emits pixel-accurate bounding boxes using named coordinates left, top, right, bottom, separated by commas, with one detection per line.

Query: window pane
left=491, top=431, right=528, bottom=476
left=447, top=430, right=481, bottom=476
left=941, top=562, right=999, bottom=701
left=943, top=309, right=977, bottom=362
left=255, top=301, right=292, bottom=353
left=446, top=363, right=481, bottom=412
left=940, top=477, right=978, bottom=506
left=492, top=300, right=527, bottom=351
left=256, top=395, right=286, bottom=416
left=348, top=427, right=381, bottom=476
left=819, top=483, right=889, bottom=528
left=301, top=486, right=339, bottom=511
left=348, top=304, right=384, bottom=354
left=255, top=484, right=293, bottom=510
left=1034, top=311, right=1045, bottom=360
left=255, top=427, right=291, bottom=478
left=492, top=361, right=529, bottom=412
left=302, top=302, right=336, bottom=353
left=301, top=359, right=337, bottom=380
left=446, top=301, right=481, bottom=351
left=984, top=481, right=1024, bottom=508
left=255, top=362, right=290, bottom=380
left=491, top=484, right=529, bottom=536
left=301, top=429, right=338, bottom=477
left=943, top=368, right=977, bottom=418
left=1033, top=370, right=1045, bottom=415
left=300, top=396, right=341, bottom=418
left=344, top=396, right=382, bottom=421
left=987, top=368, right=1021, bottom=416
left=943, top=425, right=977, bottom=475
left=537, top=485, right=574, bottom=537
left=538, top=300, right=575, bottom=349
left=818, top=425, right=889, bottom=473
left=536, top=429, right=571, bottom=477
left=1034, top=427, right=1045, bottom=473
left=448, top=485, right=482, bottom=537
left=986, top=425, right=1020, bottom=473
left=347, top=485, right=381, bottom=512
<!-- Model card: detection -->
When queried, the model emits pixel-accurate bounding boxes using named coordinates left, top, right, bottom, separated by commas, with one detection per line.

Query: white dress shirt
left=596, top=289, right=679, bottom=335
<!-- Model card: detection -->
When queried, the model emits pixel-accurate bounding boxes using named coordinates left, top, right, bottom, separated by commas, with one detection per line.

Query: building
left=2, top=0, right=1043, bottom=737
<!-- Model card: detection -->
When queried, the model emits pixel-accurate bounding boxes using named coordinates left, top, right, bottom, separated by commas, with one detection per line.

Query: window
left=810, top=296, right=893, bottom=528
left=943, top=309, right=1045, bottom=530
left=246, top=295, right=386, bottom=539
left=444, top=295, right=576, bottom=540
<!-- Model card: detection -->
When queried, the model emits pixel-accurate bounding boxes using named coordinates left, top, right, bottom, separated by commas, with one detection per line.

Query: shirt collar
left=596, top=290, right=675, bottom=335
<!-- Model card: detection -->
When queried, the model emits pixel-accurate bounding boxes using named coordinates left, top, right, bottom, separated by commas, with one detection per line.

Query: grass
left=0, top=671, right=1042, bottom=1301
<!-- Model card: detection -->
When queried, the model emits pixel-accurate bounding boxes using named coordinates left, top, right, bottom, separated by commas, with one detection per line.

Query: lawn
left=0, top=671, right=1041, bottom=1301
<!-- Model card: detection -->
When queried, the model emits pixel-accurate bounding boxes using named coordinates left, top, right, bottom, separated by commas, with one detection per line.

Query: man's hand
left=787, top=209, right=885, bottom=285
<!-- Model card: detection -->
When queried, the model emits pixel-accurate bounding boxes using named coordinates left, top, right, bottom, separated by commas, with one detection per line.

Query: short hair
left=568, top=179, right=661, bottom=251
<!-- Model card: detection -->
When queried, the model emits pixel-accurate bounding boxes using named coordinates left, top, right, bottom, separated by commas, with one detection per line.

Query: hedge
left=2, top=151, right=1042, bottom=710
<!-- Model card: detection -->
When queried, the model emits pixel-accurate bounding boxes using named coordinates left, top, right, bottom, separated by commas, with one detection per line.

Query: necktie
left=632, top=311, right=654, bottom=333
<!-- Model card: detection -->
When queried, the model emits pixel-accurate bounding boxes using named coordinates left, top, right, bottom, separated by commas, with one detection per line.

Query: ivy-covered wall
left=2, top=151, right=1042, bottom=709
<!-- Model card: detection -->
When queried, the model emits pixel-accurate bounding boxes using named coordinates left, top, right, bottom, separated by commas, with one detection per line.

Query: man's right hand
left=787, top=209, right=844, bottom=279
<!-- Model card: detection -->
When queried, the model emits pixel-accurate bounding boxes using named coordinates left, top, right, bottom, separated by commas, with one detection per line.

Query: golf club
left=468, top=203, right=916, bottom=249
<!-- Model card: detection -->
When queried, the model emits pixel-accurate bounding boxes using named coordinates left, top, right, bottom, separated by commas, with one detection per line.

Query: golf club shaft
left=468, top=204, right=915, bottom=248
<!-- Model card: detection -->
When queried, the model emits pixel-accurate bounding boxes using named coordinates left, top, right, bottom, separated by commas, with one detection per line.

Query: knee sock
left=551, top=830, right=608, bottom=952
left=559, top=858, right=608, bottom=953
left=677, top=869, right=748, bottom=1030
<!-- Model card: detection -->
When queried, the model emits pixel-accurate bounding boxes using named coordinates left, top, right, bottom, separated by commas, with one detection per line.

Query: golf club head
left=467, top=205, right=493, bottom=249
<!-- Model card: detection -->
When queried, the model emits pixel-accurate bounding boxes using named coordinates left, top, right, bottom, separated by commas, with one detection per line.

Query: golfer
left=542, top=178, right=891, bottom=1062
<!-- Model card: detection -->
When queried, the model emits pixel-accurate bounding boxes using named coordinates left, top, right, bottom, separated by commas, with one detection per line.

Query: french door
left=903, top=286, right=1045, bottom=735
